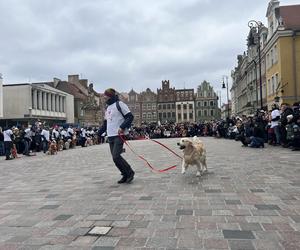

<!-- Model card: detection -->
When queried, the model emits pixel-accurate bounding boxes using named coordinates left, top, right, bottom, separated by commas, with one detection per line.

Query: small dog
left=47, top=141, right=58, bottom=155
left=177, top=136, right=207, bottom=177
left=64, top=139, right=72, bottom=150
left=11, top=144, right=18, bottom=159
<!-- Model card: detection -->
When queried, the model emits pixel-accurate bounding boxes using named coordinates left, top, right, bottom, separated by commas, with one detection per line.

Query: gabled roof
left=56, top=81, right=87, bottom=100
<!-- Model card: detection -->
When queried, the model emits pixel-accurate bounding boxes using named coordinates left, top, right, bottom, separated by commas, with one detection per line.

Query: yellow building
left=265, top=1, right=300, bottom=109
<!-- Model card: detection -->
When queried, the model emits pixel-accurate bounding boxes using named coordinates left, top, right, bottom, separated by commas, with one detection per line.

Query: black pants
left=108, top=136, right=134, bottom=177
left=4, top=141, right=13, bottom=160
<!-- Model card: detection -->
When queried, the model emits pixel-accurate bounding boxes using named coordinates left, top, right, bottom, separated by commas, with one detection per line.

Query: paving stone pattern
left=0, top=138, right=300, bottom=249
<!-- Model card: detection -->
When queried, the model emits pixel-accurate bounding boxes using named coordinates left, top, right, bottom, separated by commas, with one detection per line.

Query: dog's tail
left=193, top=136, right=203, bottom=145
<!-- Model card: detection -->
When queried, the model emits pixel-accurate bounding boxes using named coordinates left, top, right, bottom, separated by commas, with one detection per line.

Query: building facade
left=265, top=1, right=300, bottom=108
left=157, top=80, right=176, bottom=124
left=127, top=89, right=141, bottom=126
left=175, top=88, right=195, bottom=123
left=46, top=75, right=104, bottom=126
left=0, top=83, right=74, bottom=127
left=231, top=0, right=300, bottom=114
left=0, top=74, right=3, bottom=118
left=139, top=88, right=157, bottom=124
left=195, top=81, right=220, bottom=121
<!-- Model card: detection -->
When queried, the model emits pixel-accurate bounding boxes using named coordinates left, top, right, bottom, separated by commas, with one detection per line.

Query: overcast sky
left=1, top=0, right=299, bottom=100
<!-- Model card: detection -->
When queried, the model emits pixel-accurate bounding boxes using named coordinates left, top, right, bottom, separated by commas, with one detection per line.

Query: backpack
left=116, top=101, right=125, bottom=118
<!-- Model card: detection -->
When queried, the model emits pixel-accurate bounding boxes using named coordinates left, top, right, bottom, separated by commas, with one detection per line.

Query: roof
left=56, top=81, right=87, bottom=100
left=276, top=5, right=300, bottom=30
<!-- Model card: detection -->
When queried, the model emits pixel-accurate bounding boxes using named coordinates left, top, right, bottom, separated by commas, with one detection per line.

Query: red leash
left=119, top=134, right=182, bottom=173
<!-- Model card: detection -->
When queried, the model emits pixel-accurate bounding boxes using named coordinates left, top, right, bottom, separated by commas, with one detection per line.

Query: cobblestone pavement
left=0, top=138, right=300, bottom=250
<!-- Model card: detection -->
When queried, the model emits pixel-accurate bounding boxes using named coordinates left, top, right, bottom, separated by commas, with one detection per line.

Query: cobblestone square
left=0, top=138, right=300, bottom=249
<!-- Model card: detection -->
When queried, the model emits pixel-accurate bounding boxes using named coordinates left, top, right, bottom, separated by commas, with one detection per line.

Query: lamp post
left=248, top=20, right=263, bottom=110
left=222, top=76, right=230, bottom=119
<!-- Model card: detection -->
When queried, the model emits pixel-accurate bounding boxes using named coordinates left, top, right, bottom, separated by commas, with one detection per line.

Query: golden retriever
left=177, top=136, right=207, bottom=176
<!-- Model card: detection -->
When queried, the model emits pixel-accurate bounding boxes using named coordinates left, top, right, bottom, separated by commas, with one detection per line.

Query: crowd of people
left=0, top=122, right=103, bottom=160
left=1, top=102, right=299, bottom=160
left=127, top=102, right=300, bottom=151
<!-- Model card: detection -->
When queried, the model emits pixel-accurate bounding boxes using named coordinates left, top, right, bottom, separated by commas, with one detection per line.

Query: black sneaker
left=117, top=176, right=127, bottom=184
left=126, top=171, right=135, bottom=183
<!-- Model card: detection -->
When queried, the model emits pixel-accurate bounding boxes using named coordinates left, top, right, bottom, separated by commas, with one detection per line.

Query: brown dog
left=47, top=141, right=58, bottom=155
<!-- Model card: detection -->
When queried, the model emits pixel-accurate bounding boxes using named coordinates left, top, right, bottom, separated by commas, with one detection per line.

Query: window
left=197, top=101, right=201, bottom=107
left=198, top=110, right=201, bottom=117
left=167, top=112, right=171, bottom=118
left=275, top=73, right=279, bottom=91
left=210, top=101, right=214, bottom=106
left=271, top=49, right=274, bottom=66
left=178, top=113, right=181, bottom=120
left=172, top=112, right=175, bottom=118
left=152, top=104, right=156, bottom=110
left=163, top=112, right=166, bottom=118
left=268, top=79, right=271, bottom=96
left=189, top=113, right=193, bottom=119
left=272, top=76, right=275, bottom=94
left=163, top=104, right=166, bottom=110
left=159, top=113, right=162, bottom=119
left=147, top=113, right=152, bottom=119
left=167, top=104, right=171, bottom=109
left=143, top=113, right=146, bottom=119
left=189, top=104, right=193, bottom=109
left=177, top=104, right=181, bottom=110
left=183, top=104, right=187, bottom=110
left=158, top=104, right=161, bottom=110
left=172, top=104, right=175, bottom=109
left=204, top=101, right=207, bottom=107
left=204, top=110, right=207, bottom=116
left=210, top=110, right=214, bottom=116
left=183, top=113, right=187, bottom=119
left=147, top=103, right=151, bottom=110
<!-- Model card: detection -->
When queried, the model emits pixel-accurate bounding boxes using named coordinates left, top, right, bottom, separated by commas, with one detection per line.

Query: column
left=39, top=91, right=42, bottom=110
left=51, top=94, right=55, bottom=111
left=32, top=89, right=37, bottom=109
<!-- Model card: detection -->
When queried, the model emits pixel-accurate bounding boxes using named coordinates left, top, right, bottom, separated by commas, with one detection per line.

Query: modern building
left=0, top=83, right=74, bottom=127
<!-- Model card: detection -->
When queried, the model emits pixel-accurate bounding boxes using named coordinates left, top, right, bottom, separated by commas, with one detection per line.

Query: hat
left=104, top=88, right=116, bottom=98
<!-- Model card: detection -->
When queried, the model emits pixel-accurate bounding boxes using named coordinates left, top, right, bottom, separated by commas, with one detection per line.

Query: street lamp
left=222, top=76, right=230, bottom=119
left=248, top=20, right=263, bottom=110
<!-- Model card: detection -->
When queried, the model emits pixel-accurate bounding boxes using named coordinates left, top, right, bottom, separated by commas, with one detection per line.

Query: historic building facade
left=0, top=73, right=3, bottom=118
left=195, top=81, right=220, bottom=121
left=139, top=88, right=157, bottom=124
left=175, top=88, right=195, bottom=123
left=231, top=0, right=300, bottom=114
left=46, top=75, right=104, bottom=126
left=127, top=89, right=141, bottom=126
left=157, top=80, right=176, bottom=124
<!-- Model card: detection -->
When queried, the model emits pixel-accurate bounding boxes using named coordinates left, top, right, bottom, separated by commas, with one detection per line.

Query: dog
left=11, top=144, right=19, bottom=159
left=47, top=140, right=58, bottom=155
left=177, top=136, right=207, bottom=177
left=63, top=139, right=72, bottom=150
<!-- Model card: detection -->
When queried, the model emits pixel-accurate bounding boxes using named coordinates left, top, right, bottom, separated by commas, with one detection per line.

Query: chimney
left=68, top=74, right=79, bottom=85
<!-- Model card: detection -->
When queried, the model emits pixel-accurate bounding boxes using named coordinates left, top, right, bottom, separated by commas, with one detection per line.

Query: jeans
left=0, top=141, right=4, bottom=156
left=249, top=136, right=264, bottom=148
left=42, top=140, right=49, bottom=153
left=23, top=139, right=31, bottom=155
left=273, top=126, right=281, bottom=144
left=4, top=141, right=13, bottom=159
left=108, top=136, right=134, bottom=178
